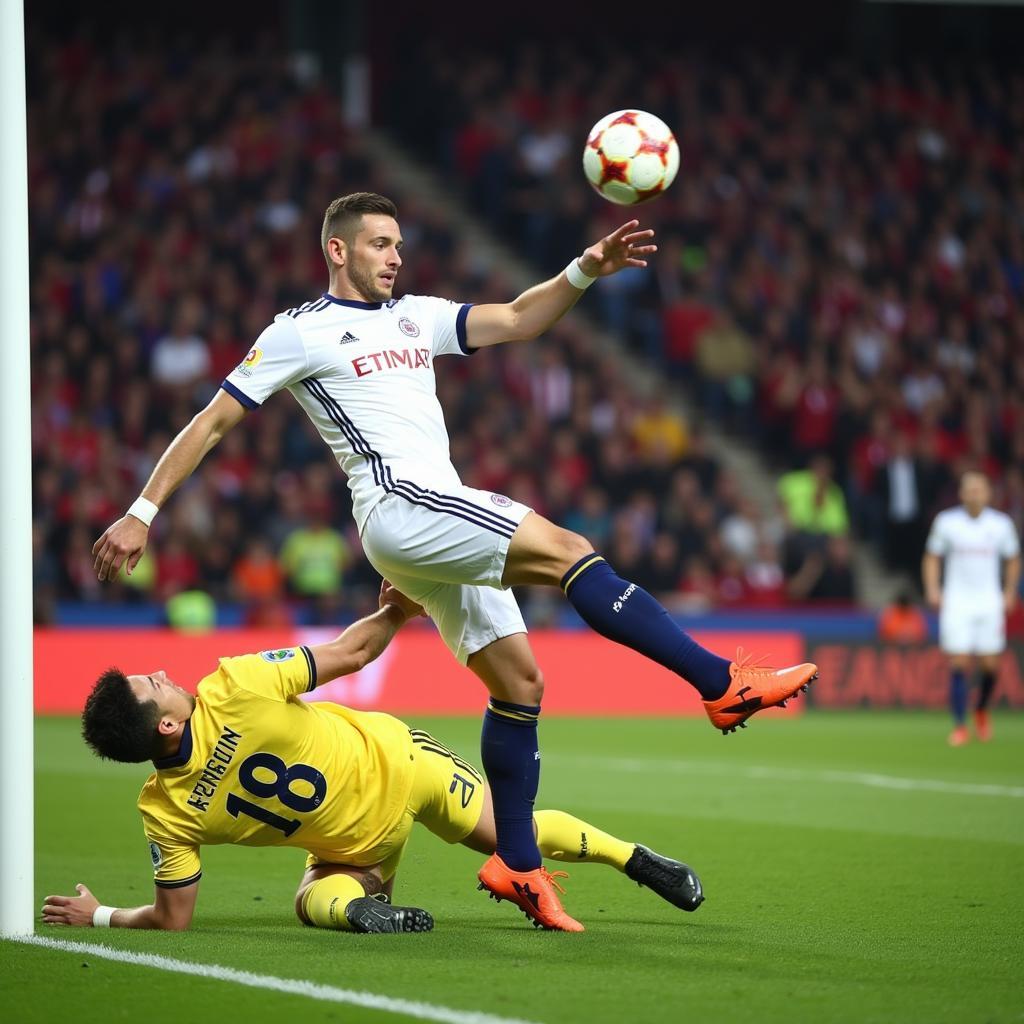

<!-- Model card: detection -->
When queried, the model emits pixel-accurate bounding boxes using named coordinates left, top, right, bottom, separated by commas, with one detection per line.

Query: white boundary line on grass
left=548, top=755, right=1024, bottom=798
left=11, top=935, right=541, bottom=1024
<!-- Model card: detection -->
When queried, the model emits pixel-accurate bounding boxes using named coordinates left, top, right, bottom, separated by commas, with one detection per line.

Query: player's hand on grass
left=42, top=883, right=99, bottom=927
left=92, top=515, right=150, bottom=581
left=578, top=220, right=657, bottom=277
left=379, top=580, right=426, bottom=621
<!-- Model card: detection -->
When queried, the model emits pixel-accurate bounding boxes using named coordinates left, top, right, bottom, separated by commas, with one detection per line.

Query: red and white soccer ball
left=583, top=110, right=679, bottom=205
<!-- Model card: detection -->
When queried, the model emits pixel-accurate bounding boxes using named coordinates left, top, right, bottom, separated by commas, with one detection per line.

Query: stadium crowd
left=390, top=45, right=1024, bottom=577
left=58, top=29, right=1024, bottom=623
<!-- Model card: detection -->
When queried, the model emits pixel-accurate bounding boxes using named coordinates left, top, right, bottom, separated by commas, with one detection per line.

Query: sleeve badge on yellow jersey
left=260, top=648, right=295, bottom=662
left=149, top=842, right=163, bottom=868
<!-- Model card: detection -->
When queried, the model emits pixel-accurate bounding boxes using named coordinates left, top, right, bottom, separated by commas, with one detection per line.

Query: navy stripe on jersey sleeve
left=220, top=380, right=260, bottom=410
left=300, top=645, right=317, bottom=691
left=154, top=871, right=202, bottom=890
left=456, top=303, right=475, bottom=354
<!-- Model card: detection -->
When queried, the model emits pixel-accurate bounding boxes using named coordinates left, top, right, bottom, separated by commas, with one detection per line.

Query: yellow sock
left=534, top=809, right=635, bottom=871
left=301, top=874, right=367, bottom=930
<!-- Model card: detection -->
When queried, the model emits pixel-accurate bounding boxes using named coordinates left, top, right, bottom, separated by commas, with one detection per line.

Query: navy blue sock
left=950, top=670, right=968, bottom=724
left=976, top=670, right=997, bottom=711
left=481, top=698, right=542, bottom=871
left=562, top=554, right=732, bottom=701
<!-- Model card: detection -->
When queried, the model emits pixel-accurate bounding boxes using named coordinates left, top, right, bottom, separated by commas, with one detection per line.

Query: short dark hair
left=321, top=192, right=398, bottom=267
left=82, top=668, right=162, bottom=763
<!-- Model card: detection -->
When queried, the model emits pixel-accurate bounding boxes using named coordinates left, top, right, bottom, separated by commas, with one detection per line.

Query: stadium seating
left=385, top=45, right=1024, bottom=584
left=53, top=33, right=1024, bottom=622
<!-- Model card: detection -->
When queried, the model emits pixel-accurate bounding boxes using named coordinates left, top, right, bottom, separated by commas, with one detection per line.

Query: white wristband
left=127, top=496, right=159, bottom=527
left=92, top=905, right=117, bottom=928
left=565, top=258, right=597, bottom=290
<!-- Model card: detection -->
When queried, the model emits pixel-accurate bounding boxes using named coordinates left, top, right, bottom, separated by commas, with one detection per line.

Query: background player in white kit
left=93, top=192, right=816, bottom=931
left=922, top=471, right=1020, bottom=746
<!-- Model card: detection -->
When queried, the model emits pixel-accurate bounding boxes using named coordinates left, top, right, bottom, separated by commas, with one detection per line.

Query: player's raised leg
left=295, top=862, right=433, bottom=934
left=468, top=634, right=584, bottom=932
left=503, top=512, right=817, bottom=733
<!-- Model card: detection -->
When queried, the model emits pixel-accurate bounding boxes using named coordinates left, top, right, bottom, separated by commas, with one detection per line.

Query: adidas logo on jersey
left=339, top=331, right=360, bottom=345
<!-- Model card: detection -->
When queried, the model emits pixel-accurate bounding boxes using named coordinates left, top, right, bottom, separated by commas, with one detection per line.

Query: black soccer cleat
left=344, top=894, right=434, bottom=933
left=624, top=845, right=704, bottom=912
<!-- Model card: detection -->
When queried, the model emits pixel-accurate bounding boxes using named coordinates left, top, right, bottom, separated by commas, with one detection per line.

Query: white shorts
left=939, top=605, right=1005, bottom=656
left=361, top=486, right=532, bottom=664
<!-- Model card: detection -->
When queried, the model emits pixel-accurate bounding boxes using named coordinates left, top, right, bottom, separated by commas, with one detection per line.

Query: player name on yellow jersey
left=186, top=726, right=243, bottom=812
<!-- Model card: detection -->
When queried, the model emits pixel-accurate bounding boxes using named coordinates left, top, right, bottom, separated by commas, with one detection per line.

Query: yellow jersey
left=137, top=646, right=415, bottom=888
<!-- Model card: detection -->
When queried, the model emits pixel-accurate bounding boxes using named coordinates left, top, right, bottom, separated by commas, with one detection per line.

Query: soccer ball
left=583, top=110, right=679, bottom=205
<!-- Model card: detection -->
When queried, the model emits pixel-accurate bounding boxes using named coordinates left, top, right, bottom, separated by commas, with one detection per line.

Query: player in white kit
left=922, top=471, right=1020, bottom=746
left=93, top=192, right=817, bottom=931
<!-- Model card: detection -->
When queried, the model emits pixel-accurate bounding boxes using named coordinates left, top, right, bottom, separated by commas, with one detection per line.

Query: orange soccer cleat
left=703, top=649, right=818, bottom=734
left=948, top=724, right=970, bottom=747
left=477, top=854, right=585, bottom=932
left=973, top=709, right=992, bottom=743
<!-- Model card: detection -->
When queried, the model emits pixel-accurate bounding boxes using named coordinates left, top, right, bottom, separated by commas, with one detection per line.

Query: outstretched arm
left=92, top=389, right=248, bottom=581
left=464, top=220, right=656, bottom=349
left=307, top=581, right=426, bottom=684
left=42, top=881, right=198, bottom=931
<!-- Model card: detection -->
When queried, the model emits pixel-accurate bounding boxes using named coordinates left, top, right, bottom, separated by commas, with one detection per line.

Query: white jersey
left=222, top=293, right=473, bottom=532
left=925, top=506, right=1019, bottom=609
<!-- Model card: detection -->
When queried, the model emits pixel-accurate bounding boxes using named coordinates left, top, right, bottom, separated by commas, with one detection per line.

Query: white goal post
left=0, top=0, right=34, bottom=937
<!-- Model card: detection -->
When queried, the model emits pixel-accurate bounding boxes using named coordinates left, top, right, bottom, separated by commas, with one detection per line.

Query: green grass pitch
left=3, top=712, right=1022, bottom=1024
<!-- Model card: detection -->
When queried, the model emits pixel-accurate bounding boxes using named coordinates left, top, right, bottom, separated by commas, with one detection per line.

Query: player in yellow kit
left=43, top=583, right=703, bottom=934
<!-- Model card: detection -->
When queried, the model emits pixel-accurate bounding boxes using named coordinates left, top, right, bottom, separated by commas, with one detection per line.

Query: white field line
left=545, top=754, right=1024, bottom=799
left=9, top=935, right=541, bottom=1024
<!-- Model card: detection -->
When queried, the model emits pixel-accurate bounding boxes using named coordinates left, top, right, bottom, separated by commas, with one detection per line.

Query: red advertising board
left=33, top=626, right=804, bottom=717
left=807, top=642, right=1024, bottom=708
left=34, top=627, right=1024, bottom=713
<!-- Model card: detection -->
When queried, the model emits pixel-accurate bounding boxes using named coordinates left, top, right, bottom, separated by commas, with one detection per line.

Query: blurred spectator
left=151, top=299, right=211, bottom=393
left=744, top=540, right=787, bottom=608
left=786, top=535, right=856, bottom=605
left=232, top=538, right=286, bottom=604
left=232, top=536, right=294, bottom=627
left=561, top=485, right=612, bottom=549
left=778, top=456, right=850, bottom=537
left=280, top=514, right=350, bottom=599
left=676, top=556, right=717, bottom=612
left=720, top=498, right=761, bottom=563
left=877, top=432, right=928, bottom=576
left=640, top=532, right=683, bottom=600
left=878, top=591, right=929, bottom=645
left=32, top=522, right=59, bottom=624
left=165, top=590, right=217, bottom=632
left=630, top=390, right=689, bottom=462
left=155, top=536, right=200, bottom=602
left=693, top=309, right=755, bottom=427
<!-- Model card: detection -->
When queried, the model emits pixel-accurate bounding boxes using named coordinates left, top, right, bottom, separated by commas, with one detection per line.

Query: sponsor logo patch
left=490, top=493, right=513, bottom=507
left=398, top=317, right=420, bottom=337
left=612, top=583, right=637, bottom=612
left=235, top=346, right=263, bottom=378
left=260, top=648, right=295, bottom=663
left=149, top=842, right=163, bottom=868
